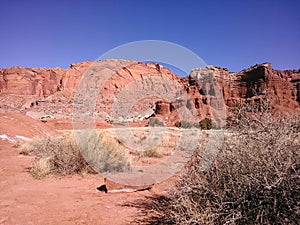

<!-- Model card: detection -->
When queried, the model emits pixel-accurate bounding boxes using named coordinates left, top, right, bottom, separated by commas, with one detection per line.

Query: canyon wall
left=0, top=61, right=299, bottom=124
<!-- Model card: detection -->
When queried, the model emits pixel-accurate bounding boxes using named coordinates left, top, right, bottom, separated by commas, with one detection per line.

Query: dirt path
left=0, top=140, right=156, bottom=225
left=0, top=112, right=177, bottom=224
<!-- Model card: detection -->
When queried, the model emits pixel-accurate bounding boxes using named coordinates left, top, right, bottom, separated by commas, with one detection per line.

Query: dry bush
left=129, top=147, right=164, bottom=159
left=174, top=121, right=195, bottom=129
left=30, top=157, right=52, bottom=179
left=136, top=114, right=300, bottom=224
left=141, top=148, right=163, bottom=158
left=147, top=118, right=165, bottom=127
left=20, top=135, right=92, bottom=178
left=76, top=130, right=132, bottom=173
left=116, top=128, right=176, bottom=160
left=128, top=148, right=161, bottom=159
left=22, top=128, right=175, bottom=179
left=127, top=137, right=170, bottom=159
left=20, top=130, right=132, bottom=178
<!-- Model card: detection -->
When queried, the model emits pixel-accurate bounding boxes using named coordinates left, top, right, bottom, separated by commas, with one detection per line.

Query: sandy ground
left=0, top=113, right=178, bottom=225
left=0, top=113, right=173, bottom=225
left=0, top=139, right=152, bottom=225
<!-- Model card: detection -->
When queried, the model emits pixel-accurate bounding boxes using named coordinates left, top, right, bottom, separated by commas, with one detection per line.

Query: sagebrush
left=20, top=135, right=90, bottom=178
left=20, top=131, right=132, bottom=179
left=136, top=114, right=300, bottom=224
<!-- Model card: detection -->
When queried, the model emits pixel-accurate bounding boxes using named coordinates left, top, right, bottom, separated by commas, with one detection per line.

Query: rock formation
left=0, top=61, right=299, bottom=126
left=195, top=63, right=300, bottom=114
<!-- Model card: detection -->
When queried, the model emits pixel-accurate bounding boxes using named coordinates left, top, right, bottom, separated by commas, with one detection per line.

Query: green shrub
left=174, top=121, right=194, bottom=129
left=199, top=118, right=217, bottom=130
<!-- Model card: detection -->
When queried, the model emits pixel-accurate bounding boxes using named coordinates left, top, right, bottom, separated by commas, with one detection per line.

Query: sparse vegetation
left=148, top=118, right=165, bottom=127
left=20, top=131, right=132, bottom=179
left=174, top=118, right=218, bottom=130
left=30, top=157, right=52, bottom=179
left=20, top=135, right=92, bottom=178
left=76, top=130, right=132, bottom=173
left=20, top=128, right=179, bottom=179
left=135, top=110, right=300, bottom=224
left=120, top=129, right=176, bottom=159
left=130, top=148, right=163, bottom=159
left=199, top=117, right=216, bottom=130
left=174, top=121, right=194, bottom=129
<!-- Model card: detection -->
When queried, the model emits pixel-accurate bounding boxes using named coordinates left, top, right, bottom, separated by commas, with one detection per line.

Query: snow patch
left=0, top=134, right=31, bottom=143
left=15, top=135, right=31, bottom=141
left=0, top=134, right=15, bottom=143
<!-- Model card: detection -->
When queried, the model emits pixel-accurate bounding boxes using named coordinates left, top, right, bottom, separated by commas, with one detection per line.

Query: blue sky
left=0, top=0, right=299, bottom=73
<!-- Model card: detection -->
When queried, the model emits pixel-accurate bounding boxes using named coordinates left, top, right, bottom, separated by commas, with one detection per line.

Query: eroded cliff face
left=233, top=63, right=299, bottom=108
left=0, top=61, right=299, bottom=124
left=0, top=66, right=65, bottom=109
left=0, top=66, right=63, bottom=96
left=214, top=63, right=298, bottom=112
left=187, top=63, right=300, bottom=119
left=0, top=60, right=183, bottom=122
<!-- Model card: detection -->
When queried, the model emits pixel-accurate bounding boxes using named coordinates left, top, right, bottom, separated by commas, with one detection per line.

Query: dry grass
left=133, top=114, right=300, bottom=224
left=75, top=130, right=132, bottom=173
left=20, top=128, right=180, bottom=179
left=20, top=135, right=92, bottom=178
left=30, top=157, right=52, bottom=179
left=20, top=127, right=207, bottom=183
left=114, top=127, right=177, bottom=160
left=20, top=130, right=134, bottom=178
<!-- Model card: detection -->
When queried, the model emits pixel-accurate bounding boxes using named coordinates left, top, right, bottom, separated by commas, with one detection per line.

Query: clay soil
left=0, top=113, right=173, bottom=225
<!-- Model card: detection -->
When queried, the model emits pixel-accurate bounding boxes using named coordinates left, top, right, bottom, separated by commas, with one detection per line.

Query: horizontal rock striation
left=0, top=61, right=299, bottom=125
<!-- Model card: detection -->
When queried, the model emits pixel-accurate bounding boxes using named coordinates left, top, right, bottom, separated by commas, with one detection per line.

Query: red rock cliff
left=0, top=61, right=299, bottom=122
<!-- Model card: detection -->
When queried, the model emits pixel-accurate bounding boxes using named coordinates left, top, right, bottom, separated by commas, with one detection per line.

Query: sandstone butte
left=0, top=60, right=299, bottom=128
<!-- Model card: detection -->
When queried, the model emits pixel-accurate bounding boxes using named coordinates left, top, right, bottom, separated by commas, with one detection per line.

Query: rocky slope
left=0, top=61, right=299, bottom=126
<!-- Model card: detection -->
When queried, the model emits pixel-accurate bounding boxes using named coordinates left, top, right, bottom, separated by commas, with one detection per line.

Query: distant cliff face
left=188, top=63, right=300, bottom=115
left=0, top=66, right=65, bottom=109
left=153, top=63, right=300, bottom=125
left=0, top=61, right=299, bottom=124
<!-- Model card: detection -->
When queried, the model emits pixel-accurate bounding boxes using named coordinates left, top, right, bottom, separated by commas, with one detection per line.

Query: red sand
left=0, top=113, right=173, bottom=224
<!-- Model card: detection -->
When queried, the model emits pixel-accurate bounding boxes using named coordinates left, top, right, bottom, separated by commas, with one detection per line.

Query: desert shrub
left=123, top=129, right=175, bottom=159
left=76, top=130, right=132, bottom=173
left=148, top=118, right=165, bottom=127
left=174, top=121, right=180, bottom=128
left=20, top=131, right=132, bottom=178
left=30, top=157, right=52, bottom=179
left=20, top=135, right=92, bottom=178
left=199, top=118, right=217, bottom=130
left=128, top=145, right=163, bottom=159
left=138, top=115, right=300, bottom=224
left=174, top=121, right=194, bottom=129
left=225, top=101, right=270, bottom=131
left=139, top=148, right=163, bottom=158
